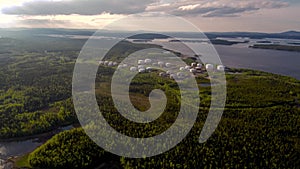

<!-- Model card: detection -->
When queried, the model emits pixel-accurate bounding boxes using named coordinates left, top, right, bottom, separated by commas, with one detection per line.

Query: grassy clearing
left=15, top=154, right=32, bottom=168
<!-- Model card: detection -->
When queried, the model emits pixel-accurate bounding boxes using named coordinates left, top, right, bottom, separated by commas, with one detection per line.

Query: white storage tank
left=197, top=63, right=202, bottom=68
left=113, top=62, right=118, bottom=66
left=138, top=60, right=144, bottom=65
left=146, top=67, right=153, bottom=72
left=158, top=61, right=164, bottom=67
left=205, top=64, right=214, bottom=71
left=191, top=62, right=197, bottom=67
left=195, top=66, right=202, bottom=70
left=104, top=61, right=109, bottom=65
left=138, top=65, right=145, bottom=69
left=165, top=63, right=172, bottom=67
left=189, top=68, right=196, bottom=73
left=170, top=74, right=177, bottom=79
left=152, top=62, right=158, bottom=66
left=217, top=65, right=225, bottom=71
left=185, top=66, right=191, bottom=70
left=177, top=72, right=185, bottom=78
left=179, top=67, right=185, bottom=71
left=144, top=59, right=152, bottom=64
left=130, top=67, right=137, bottom=72
left=138, top=68, right=146, bottom=73
left=108, top=61, right=113, bottom=67
left=159, top=72, right=166, bottom=77
left=99, top=61, right=104, bottom=65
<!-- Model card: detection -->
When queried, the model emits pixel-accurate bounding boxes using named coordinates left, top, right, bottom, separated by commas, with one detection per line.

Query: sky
left=0, top=0, right=299, bottom=32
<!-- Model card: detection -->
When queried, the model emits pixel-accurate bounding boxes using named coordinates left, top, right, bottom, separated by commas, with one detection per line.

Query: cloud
left=12, top=14, right=124, bottom=29
left=2, top=0, right=156, bottom=15
left=14, top=18, right=78, bottom=28
left=2, top=0, right=289, bottom=17
left=147, top=0, right=289, bottom=17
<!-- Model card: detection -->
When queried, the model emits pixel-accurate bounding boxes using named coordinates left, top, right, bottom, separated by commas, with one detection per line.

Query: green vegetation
left=1, top=36, right=299, bottom=168
left=28, top=128, right=112, bottom=169
left=0, top=37, right=81, bottom=139
left=0, top=37, right=160, bottom=139
left=28, top=68, right=300, bottom=169
left=250, top=44, right=300, bottom=52
left=210, top=39, right=242, bottom=45
left=0, top=53, right=77, bottom=138
left=15, top=154, right=32, bottom=168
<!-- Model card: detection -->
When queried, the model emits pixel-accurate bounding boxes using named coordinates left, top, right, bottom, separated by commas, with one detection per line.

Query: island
left=250, top=44, right=300, bottom=52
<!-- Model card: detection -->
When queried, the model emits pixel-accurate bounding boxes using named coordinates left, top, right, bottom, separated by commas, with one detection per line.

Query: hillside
left=25, top=68, right=300, bottom=169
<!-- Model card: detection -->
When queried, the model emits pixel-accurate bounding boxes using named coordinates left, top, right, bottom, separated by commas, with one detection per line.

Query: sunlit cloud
left=4, top=13, right=125, bottom=29
left=147, top=0, right=289, bottom=17
left=2, top=0, right=156, bottom=15
left=0, top=0, right=298, bottom=32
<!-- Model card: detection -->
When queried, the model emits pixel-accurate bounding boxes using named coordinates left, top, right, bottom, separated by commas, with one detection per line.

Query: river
left=0, top=125, right=74, bottom=169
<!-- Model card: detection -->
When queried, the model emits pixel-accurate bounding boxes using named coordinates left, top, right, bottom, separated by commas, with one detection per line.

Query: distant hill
left=1, top=28, right=300, bottom=40
left=0, top=28, right=96, bottom=38
left=279, top=31, right=300, bottom=36
left=205, top=31, right=300, bottom=40
left=127, top=33, right=170, bottom=39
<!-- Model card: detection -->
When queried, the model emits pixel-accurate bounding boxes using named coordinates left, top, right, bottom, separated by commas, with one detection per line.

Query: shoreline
left=1, top=68, right=300, bottom=169
left=0, top=124, right=80, bottom=169
left=0, top=123, right=79, bottom=143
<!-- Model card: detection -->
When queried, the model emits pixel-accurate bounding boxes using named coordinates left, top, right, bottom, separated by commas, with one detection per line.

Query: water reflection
left=0, top=125, right=74, bottom=169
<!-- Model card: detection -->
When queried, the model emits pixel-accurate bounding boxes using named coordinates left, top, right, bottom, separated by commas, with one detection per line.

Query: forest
left=0, top=36, right=85, bottom=139
left=250, top=44, right=300, bottom=52
left=27, top=68, right=300, bottom=169
left=0, top=35, right=299, bottom=168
